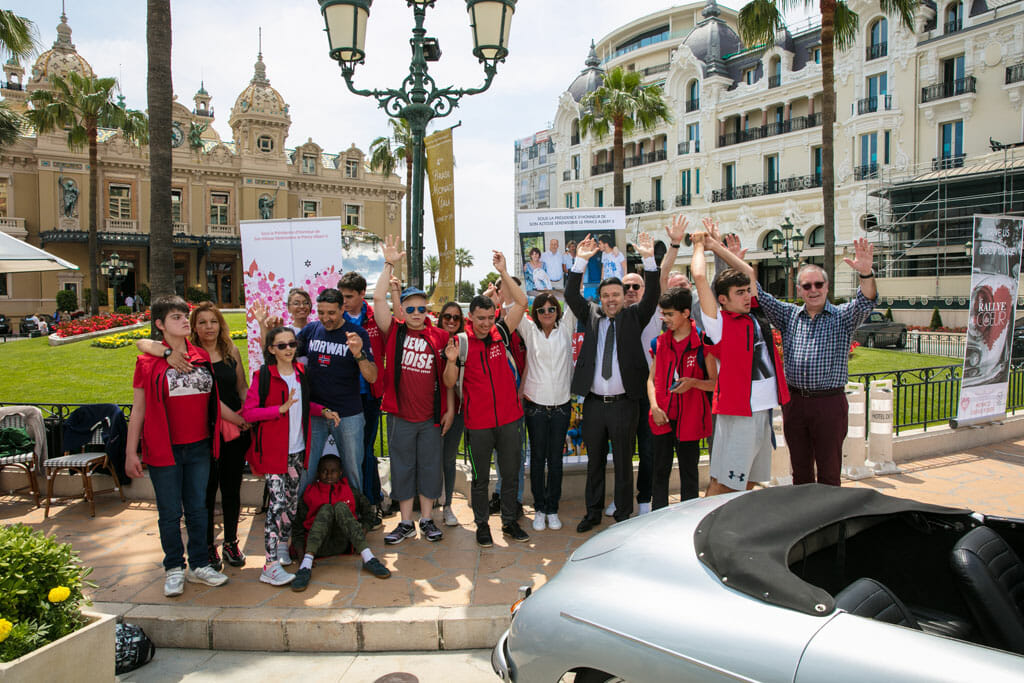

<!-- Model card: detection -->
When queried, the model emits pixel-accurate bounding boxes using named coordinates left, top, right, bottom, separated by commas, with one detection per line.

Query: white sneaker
left=164, top=567, right=185, bottom=597
left=638, top=502, right=652, bottom=515
left=185, top=565, right=229, bottom=587
left=443, top=505, right=459, bottom=527
left=604, top=501, right=616, bottom=517
left=260, top=561, right=295, bottom=586
left=277, top=545, right=293, bottom=566
left=546, top=513, right=562, bottom=530
left=532, top=512, right=546, bottom=531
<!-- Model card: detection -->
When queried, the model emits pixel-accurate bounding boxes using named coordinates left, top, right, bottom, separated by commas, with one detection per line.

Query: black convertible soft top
left=693, top=484, right=974, bottom=616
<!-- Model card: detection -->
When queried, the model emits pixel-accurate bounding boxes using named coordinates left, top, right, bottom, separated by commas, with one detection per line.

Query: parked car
left=1010, top=316, right=1024, bottom=360
left=853, top=311, right=907, bottom=348
left=18, top=316, right=39, bottom=337
left=492, top=485, right=1024, bottom=682
left=0, top=314, right=9, bottom=336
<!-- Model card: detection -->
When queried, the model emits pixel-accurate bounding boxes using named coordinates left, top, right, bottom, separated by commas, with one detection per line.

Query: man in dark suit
left=566, top=232, right=660, bottom=531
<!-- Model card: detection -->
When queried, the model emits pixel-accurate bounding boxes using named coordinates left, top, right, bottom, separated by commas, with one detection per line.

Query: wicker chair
left=0, top=413, right=41, bottom=506
left=44, top=419, right=126, bottom=518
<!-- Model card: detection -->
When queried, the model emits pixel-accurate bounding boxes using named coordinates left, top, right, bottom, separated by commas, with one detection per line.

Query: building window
left=257, top=135, right=274, bottom=152
left=575, top=192, right=580, bottom=207
left=0, top=180, right=8, bottom=217
left=210, top=191, right=230, bottom=225
left=942, top=54, right=965, bottom=86
left=565, top=193, right=572, bottom=209
left=686, top=80, right=700, bottom=112
left=768, top=58, right=782, bottom=87
left=766, top=155, right=779, bottom=191
left=807, top=225, right=825, bottom=247
left=595, top=188, right=604, bottom=207
left=812, top=146, right=822, bottom=182
left=743, top=68, right=756, bottom=85
left=171, top=188, right=182, bottom=223
left=940, top=120, right=964, bottom=159
left=652, top=177, right=662, bottom=204
left=775, top=105, right=784, bottom=124
left=695, top=169, right=700, bottom=195
left=687, top=122, right=700, bottom=153
left=945, top=1, right=963, bottom=33
left=0, top=272, right=7, bottom=297
left=345, top=204, right=360, bottom=226
left=861, top=133, right=878, bottom=165
left=302, top=200, right=319, bottom=218
left=812, top=47, right=821, bottom=64
left=345, top=159, right=359, bottom=179
left=302, top=154, right=317, bottom=175
left=625, top=183, right=631, bottom=207
left=109, top=184, right=131, bottom=219
left=723, top=163, right=735, bottom=191
left=884, top=130, right=891, bottom=165
left=868, top=18, right=887, bottom=60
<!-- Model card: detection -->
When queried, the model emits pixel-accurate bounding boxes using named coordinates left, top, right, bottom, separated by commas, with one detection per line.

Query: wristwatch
left=354, top=352, right=367, bottom=362
left=859, top=270, right=875, bottom=279
left=670, top=243, right=681, bottom=249
left=163, top=347, right=173, bottom=359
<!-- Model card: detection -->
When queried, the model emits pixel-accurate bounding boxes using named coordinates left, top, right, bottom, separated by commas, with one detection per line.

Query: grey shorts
left=387, top=415, right=442, bottom=501
left=709, top=410, right=773, bottom=490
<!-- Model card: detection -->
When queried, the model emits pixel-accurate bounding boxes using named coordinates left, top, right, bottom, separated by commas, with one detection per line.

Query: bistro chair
left=44, top=415, right=126, bottom=518
left=0, top=413, right=42, bottom=506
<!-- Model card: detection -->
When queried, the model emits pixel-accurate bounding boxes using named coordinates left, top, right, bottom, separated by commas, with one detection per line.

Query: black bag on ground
left=115, top=621, right=156, bottom=675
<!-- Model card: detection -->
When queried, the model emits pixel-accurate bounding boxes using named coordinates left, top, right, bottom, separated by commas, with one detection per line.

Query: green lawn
left=848, top=347, right=958, bottom=377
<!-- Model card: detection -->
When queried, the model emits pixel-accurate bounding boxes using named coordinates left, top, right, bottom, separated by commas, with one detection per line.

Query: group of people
left=123, top=213, right=878, bottom=599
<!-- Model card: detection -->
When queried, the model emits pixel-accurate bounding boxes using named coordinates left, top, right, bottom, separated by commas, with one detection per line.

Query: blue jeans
left=494, top=418, right=526, bottom=503
left=303, top=413, right=365, bottom=495
left=148, top=439, right=212, bottom=571
left=524, top=400, right=571, bottom=514
left=361, top=394, right=383, bottom=504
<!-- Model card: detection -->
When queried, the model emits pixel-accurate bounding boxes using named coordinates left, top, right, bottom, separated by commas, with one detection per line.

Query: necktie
left=602, top=317, right=616, bottom=380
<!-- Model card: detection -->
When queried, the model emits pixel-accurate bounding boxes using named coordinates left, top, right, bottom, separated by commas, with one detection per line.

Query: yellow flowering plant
left=0, top=525, right=92, bottom=662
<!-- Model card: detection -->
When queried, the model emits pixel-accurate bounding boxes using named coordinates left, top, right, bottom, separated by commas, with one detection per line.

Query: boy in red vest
left=291, top=455, right=391, bottom=592
left=691, top=221, right=789, bottom=495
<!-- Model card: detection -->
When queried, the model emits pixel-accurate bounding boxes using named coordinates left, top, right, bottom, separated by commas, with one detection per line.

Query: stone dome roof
left=230, top=53, right=289, bottom=121
left=568, top=41, right=605, bottom=102
left=28, top=13, right=94, bottom=89
left=682, top=0, right=741, bottom=66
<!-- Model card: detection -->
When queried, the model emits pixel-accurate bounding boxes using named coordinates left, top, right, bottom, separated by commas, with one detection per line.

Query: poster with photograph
left=516, top=208, right=626, bottom=295
left=955, top=215, right=1024, bottom=427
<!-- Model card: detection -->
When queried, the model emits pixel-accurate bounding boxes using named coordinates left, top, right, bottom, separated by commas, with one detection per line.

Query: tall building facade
left=531, top=0, right=1024, bottom=325
left=0, top=11, right=404, bottom=316
left=513, top=130, right=557, bottom=273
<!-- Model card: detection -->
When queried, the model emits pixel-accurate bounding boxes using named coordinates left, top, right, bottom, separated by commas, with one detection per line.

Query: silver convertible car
left=492, top=485, right=1024, bottom=682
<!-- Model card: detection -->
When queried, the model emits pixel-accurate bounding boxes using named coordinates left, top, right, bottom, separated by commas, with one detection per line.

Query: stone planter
left=0, top=610, right=115, bottom=681
left=48, top=321, right=148, bottom=346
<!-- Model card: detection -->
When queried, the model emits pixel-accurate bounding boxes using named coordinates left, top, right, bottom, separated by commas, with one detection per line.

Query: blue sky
left=11, top=0, right=773, bottom=283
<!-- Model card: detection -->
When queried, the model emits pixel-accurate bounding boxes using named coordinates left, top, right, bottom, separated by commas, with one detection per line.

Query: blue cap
left=400, top=286, right=428, bottom=302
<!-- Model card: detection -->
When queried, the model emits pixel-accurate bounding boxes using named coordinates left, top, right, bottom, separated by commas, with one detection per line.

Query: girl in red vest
left=241, top=326, right=341, bottom=587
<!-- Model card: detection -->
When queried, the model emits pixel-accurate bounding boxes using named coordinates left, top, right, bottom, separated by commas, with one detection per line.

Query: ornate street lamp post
left=317, top=0, right=517, bottom=289
left=771, top=217, right=804, bottom=298
left=100, top=252, right=132, bottom=308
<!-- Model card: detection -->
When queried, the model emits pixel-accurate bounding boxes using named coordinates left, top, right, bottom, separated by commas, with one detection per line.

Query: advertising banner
left=955, top=215, right=1024, bottom=427
left=425, top=128, right=456, bottom=307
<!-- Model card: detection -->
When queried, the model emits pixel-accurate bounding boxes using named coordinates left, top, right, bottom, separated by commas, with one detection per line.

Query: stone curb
left=90, top=602, right=511, bottom=652
left=47, top=320, right=148, bottom=346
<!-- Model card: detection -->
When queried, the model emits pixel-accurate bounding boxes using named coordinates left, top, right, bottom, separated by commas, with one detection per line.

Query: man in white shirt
left=540, top=239, right=566, bottom=291
left=598, top=235, right=626, bottom=280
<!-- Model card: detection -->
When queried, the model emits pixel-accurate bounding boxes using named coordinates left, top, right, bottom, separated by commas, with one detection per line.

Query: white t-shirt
left=640, top=307, right=662, bottom=369
left=281, top=371, right=305, bottom=454
left=702, top=309, right=779, bottom=412
left=540, top=250, right=565, bottom=283
left=602, top=251, right=626, bottom=279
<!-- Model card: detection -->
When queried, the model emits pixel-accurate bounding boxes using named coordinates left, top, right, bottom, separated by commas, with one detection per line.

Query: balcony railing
left=206, top=224, right=237, bottom=237
left=717, top=113, right=821, bottom=147
left=768, top=74, right=781, bottom=88
left=2, top=81, right=22, bottom=91
left=570, top=134, right=580, bottom=146
left=623, top=149, right=668, bottom=168
left=856, top=94, right=892, bottom=114
left=854, top=163, right=879, bottom=180
left=685, top=98, right=700, bottom=112
left=172, top=222, right=189, bottom=235
left=932, top=154, right=966, bottom=170
left=1007, top=63, right=1024, bottom=84
left=674, top=193, right=692, bottom=207
left=945, top=18, right=962, bottom=34
left=0, top=217, right=25, bottom=234
left=710, top=174, right=822, bottom=202
left=591, top=162, right=614, bottom=176
left=921, top=76, right=975, bottom=103
left=866, top=42, right=888, bottom=60
left=626, top=199, right=665, bottom=215
left=642, top=63, right=670, bottom=77
left=105, top=218, right=138, bottom=233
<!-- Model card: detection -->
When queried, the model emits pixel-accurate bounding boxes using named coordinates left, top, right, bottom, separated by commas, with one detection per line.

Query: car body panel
left=853, top=312, right=907, bottom=348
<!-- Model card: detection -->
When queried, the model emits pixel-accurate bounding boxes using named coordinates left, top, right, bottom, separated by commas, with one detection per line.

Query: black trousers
left=652, top=431, right=701, bottom=509
left=467, top=421, right=522, bottom=526
left=206, top=433, right=249, bottom=545
left=582, top=395, right=639, bottom=523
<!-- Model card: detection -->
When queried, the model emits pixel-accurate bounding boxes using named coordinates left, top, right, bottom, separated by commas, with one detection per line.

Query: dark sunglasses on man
left=624, top=283, right=642, bottom=291
left=800, top=281, right=826, bottom=291
left=405, top=305, right=428, bottom=314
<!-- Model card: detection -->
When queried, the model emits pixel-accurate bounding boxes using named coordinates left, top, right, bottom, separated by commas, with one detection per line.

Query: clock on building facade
left=171, top=121, right=184, bottom=148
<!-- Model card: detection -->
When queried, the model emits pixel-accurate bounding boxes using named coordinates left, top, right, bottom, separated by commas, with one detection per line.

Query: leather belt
left=788, top=385, right=845, bottom=398
left=587, top=392, right=628, bottom=403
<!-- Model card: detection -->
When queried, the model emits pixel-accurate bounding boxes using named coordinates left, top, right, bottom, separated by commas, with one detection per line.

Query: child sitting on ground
left=290, top=454, right=391, bottom=591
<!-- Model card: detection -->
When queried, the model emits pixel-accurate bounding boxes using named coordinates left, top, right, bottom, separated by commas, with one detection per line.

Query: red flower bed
left=905, top=325, right=966, bottom=333
left=53, top=311, right=148, bottom=338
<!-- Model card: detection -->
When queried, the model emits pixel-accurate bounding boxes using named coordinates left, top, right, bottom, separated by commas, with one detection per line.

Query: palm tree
left=369, top=118, right=414, bottom=249
left=27, top=73, right=149, bottom=314
left=455, top=248, right=474, bottom=295
left=147, top=0, right=174, bottom=298
left=424, top=254, right=440, bottom=289
left=738, top=0, right=915, bottom=288
left=579, top=66, right=673, bottom=207
left=0, top=10, right=38, bottom=151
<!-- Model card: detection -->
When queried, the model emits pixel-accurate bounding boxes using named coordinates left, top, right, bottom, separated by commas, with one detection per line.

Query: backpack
left=456, top=323, right=520, bottom=397
left=115, top=622, right=156, bottom=675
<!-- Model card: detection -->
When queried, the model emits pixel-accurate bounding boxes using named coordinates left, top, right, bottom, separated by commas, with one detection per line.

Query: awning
left=0, top=230, right=79, bottom=273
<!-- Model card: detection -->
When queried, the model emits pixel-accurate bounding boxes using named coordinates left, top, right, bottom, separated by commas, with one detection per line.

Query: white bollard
left=770, top=410, right=793, bottom=486
left=842, top=382, right=873, bottom=480
left=866, top=379, right=901, bottom=475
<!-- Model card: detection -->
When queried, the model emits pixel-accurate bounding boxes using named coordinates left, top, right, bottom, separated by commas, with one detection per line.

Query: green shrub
left=136, top=283, right=150, bottom=306
left=0, top=525, right=92, bottom=662
left=884, top=307, right=894, bottom=321
left=55, top=289, right=77, bottom=312
left=115, top=305, right=131, bottom=315
left=930, top=306, right=944, bottom=330
left=81, top=288, right=108, bottom=307
left=184, top=285, right=211, bottom=303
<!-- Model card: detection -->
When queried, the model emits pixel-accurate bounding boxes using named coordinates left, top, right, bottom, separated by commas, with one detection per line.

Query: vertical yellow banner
left=425, top=128, right=456, bottom=307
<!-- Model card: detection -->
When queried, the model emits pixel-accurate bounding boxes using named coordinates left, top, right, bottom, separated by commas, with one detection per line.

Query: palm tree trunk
left=612, top=116, right=625, bottom=207
left=88, top=124, right=99, bottom=315
left=820, top=0, right=837, bottom=293
left=147, top=0, right=174, bottom=298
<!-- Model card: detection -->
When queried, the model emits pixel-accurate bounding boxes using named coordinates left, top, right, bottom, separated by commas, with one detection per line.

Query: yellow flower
left=48, top=586, right=70, bottom=603
left=0, top=618, right=12, bottom=642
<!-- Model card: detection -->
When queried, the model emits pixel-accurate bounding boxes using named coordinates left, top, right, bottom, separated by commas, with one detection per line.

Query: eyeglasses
left=537, top=306, right=558, bottom=314
left=442, top=313, right=462, bottom=322
left=289, top=301, right=310, bottom=308
left=800, top=281, right=826, bottom=291
left=405, top=305, right=428, bottom=314
left=624, top=283, right=642, bottom=291
left=272, top=341, right=298, bottom=350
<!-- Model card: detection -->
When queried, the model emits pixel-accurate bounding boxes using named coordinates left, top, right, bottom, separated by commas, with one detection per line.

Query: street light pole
left=318, top=0, right=516, bottom=289
left=772, top=217, right=804, bottom=299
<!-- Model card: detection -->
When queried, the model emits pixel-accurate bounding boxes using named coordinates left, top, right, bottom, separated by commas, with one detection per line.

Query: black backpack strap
left=258, top=364, right=271, bottom=407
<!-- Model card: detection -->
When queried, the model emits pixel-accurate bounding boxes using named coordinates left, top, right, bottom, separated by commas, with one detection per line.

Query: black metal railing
left=932, top=154, right=966, bottom=170
left=623, top=149, right=667, bottom=168
left=945, top=18, right=962, bottom=34
left=897, top=332, right=967, bottom=358
left=675, top=193, right=692, bottom=207
left=642, top=62, right=670, bottom=76
left=866, top=42, right=888, bottom=60
left=710, top=174, right=822, bottom=202
left=591, top=162, right=614, bottom=175
left=3, top=81, right=22, bottom=91
left=717, top=113, right=821, bottom=147
left=626, top=199, right=665, bottom=215
left=768, top=74, right=781, bottom=88
left=848, top=366, right=962, bottom=434
left=921, top=76, right=976, bottom=103
left=686, top=97, right=700, bottom=112
left=856, top=93, right=892, bottom=114
left=854, top=163, right=879, bottom=180
left=1007, top=63, right=1024, bottom=84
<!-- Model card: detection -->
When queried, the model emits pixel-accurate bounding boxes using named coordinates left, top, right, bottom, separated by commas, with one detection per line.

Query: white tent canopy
left=0, top=231, right=78, bottom=273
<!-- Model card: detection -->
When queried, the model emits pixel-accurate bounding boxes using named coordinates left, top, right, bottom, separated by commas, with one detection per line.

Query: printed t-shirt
left=297, top=320, right=373, bottom=417
left=386, top=324, right=447, bottom=423
left=602, top=251, right=626, bottom=279
left=703, top=310, right=779, bottom=412
left=164, top=365, right=213, bottom=444
left=281, top=371, right=305, bottom=453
